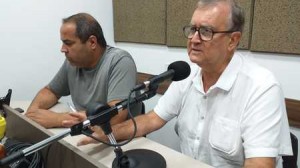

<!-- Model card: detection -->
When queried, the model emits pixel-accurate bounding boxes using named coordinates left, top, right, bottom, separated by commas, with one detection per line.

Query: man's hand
left=62, top=112, right=87, bottom=127
left=77, top=126, right=107, bottom=146
left=63, top=115, right=108, bottom=146
left=25, top=109, right=81, bottom=128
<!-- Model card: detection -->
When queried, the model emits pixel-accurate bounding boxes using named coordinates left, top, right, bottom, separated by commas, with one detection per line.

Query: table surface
left=9, top=101, right=213, bottom=168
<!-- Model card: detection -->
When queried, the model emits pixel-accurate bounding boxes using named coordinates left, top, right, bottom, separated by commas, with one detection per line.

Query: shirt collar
left=192, top=69, right=204, bottom=93
left=214, top=53, right=242, bottom=91
left=192, top=53, right=242, bottom=93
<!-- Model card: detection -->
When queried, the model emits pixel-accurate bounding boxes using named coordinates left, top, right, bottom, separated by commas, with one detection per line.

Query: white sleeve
left=154, top=65, right=198, bottom=121
left=242, top=78, right=292, bottom=158
left=154, top=82, right=183, bottom=121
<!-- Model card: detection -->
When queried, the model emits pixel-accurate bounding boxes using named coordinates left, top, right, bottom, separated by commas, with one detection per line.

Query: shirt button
left=203, top=95, right=207, bottom=99
left=201, top=116, right=205, bottom=119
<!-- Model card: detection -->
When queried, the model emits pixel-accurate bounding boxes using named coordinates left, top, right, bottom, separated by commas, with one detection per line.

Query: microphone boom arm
left=0, top=129, right=71, bottom=166
left=70, top=86, right=158, bottom=136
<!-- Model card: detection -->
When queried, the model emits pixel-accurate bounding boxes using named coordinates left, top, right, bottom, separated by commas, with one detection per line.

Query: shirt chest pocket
left=209, top=117, right=241, bottom=155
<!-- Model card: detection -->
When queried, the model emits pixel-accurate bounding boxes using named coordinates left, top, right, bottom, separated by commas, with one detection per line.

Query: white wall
left=0, top=0, right=114, bottom=100
left=1, top=0, right=300, bottom=165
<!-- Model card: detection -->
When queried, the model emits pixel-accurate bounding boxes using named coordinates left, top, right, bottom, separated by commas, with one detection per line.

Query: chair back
left=282, top=132, right=298, bottom=168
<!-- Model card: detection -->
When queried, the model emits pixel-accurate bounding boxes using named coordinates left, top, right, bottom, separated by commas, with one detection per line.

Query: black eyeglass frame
left=183, top=25, right=236, bottom=41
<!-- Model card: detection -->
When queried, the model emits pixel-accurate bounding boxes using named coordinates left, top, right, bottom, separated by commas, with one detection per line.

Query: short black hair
left=62, top=13, right=107, bottom=47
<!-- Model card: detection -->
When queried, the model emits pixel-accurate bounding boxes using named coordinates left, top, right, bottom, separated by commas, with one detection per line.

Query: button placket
left=201, top=94, right=208, bottom=120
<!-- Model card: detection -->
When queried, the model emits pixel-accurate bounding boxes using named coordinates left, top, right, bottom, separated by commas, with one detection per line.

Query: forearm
left=109, top=110, right=128, bottom=126
left=107, top=100, right=128, bottom=126
left=110, top=111, right=166, bottom=141
left=25, top=87, right=72, bottom=128
left=111, top=115, right=145, bottom=141
left=27, top=86, right=59, bottom=112
left=243, top=157, right=275, bottom=168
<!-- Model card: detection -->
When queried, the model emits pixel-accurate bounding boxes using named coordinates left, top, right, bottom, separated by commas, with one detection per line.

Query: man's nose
left=61, top=44, right=67, bottom=53
left=190, top=31, right=202, bottom=43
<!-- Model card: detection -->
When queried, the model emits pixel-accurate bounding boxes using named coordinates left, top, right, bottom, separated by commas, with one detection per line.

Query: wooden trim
left=138, top=72, right=300, bottom=128
left=286, top=98, right=300, bottom=128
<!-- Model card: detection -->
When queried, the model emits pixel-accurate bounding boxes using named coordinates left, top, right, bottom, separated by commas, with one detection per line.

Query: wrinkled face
left=187, top=3, right=233, bottom=70
left=60, top=23, right=92, bottom=68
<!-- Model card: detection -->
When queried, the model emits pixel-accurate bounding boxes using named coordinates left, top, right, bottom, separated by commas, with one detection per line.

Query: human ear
left=88, top=35, right=97, bottom=49
left=228, top=32, right=242, bottom=50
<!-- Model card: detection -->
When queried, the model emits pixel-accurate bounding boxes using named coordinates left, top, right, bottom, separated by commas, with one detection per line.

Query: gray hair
left=197, top=0, right=245, bottom=33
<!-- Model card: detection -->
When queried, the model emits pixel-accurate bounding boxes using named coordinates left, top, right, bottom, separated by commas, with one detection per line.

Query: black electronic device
left=0, top=89, right=12, bottom=116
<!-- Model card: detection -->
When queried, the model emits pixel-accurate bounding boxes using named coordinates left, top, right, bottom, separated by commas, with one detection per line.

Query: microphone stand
left=74, top=85, right=166, bottom=168
left=0, top=86, right=166, bottom=167
left=110, top=85, right=166, bottom=168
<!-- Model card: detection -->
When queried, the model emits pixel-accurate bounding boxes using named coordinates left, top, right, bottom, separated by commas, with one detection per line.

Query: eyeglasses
left=183, top=25, right=235, bottom=41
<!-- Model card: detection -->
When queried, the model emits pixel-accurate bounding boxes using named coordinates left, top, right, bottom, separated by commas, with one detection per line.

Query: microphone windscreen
left=168, top=61, right=191, bottom=81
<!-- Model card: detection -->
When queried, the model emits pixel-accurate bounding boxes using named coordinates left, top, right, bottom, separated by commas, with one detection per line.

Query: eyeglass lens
left=184, top=26, right=213, bottom=41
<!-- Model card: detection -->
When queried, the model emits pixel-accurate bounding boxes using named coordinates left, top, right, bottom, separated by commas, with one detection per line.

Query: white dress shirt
left=154, top=53, right=292, bottom=167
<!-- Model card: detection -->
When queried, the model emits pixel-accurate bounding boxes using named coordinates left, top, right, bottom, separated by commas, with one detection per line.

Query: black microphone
left=132, top=61, right=191, bottom=91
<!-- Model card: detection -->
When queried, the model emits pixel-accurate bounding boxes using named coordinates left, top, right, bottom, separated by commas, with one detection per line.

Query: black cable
left=4, top=138, right=44, bottom=168
left=43, top=143, right=53, bottom=167
left=82, top=90, right=138, bottom=147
